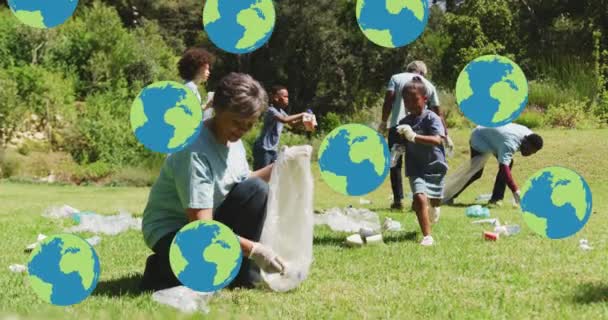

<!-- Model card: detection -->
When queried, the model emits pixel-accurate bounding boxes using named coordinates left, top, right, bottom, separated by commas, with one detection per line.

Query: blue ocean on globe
left=27, top=236, right=100, bottom=306
left=8, top=0, right=78, bottom=28
left=521, top=168, right=592, bottom=239
left=171, top=222, right=242, bottom=292
left=318, top=124, right=390, bottom=196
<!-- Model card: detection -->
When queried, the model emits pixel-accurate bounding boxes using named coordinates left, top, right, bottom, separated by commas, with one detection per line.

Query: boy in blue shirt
left=253, top=85, right=306, bottom=170
left=397, top=77, right=448, bottom=246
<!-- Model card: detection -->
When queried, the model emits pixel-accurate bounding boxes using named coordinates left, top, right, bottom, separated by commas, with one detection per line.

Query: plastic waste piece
left=43, top=205, right=79, bottom=219
left=475, top=194, right=492, bottom=202
left=8, top=264, right=27, bottom=273
left=390, top=144, right=406, bottom=168
left=86, top=236, right=102, bottom=246
left=465, top=205, right=490, bottom=218
left=471, top=218, right=501, bottom=227
left=359, top=198, right=372, bottom=205
left=24, top=234, right=48, bottom=253
left=382, top=217, right=402, bottom=232
left=67, top=210, right=142, bottom=235
left=151, top=286, right=214, bottom=314
left=314, top=207, right=381, bottom=233
left=579, top=239, right=593, bottom=251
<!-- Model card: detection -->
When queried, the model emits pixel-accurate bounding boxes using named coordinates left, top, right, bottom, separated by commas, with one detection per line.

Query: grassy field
left=1, top=129, right=607, bottom=319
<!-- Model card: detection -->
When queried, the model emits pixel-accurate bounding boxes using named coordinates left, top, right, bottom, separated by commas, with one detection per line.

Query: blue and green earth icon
left=318, top=124, right=390, bottom=196
left=456, top=55, right=528, bottom=127
left=27, top=234, right=100, bottom=306
left=130, top=81, right=203, bottom=154
left=169, top=220, right=243, bottom=292
left=520, top=167, right=593, bottom=239
left=203, top=0, right=276, bottom=54
left=356, top=0, right=429, bottom=48
left=8, top=0, right=78, bottom=29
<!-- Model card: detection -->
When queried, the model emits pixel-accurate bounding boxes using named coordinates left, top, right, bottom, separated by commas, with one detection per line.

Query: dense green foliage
left=0, top=0, right=607, bottom=170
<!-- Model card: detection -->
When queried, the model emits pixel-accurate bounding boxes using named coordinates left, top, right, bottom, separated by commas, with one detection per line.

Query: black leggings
left=140, top=177, right=269, bottom=291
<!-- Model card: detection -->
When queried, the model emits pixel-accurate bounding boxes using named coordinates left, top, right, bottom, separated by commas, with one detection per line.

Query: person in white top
left=178, top=47, right=215, bottom=119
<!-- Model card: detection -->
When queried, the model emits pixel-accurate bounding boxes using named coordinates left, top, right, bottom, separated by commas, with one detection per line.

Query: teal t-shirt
left=470, top=124, right=533, bottom=165
left=142, top=122, right=251, bottom=249
left=387, top=72, right=440, bottom=128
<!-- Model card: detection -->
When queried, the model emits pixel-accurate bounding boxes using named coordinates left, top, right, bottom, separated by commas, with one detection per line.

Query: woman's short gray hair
left=402, top=76, right=428, bottom=96
left=213, top=73, right=268, bottom=118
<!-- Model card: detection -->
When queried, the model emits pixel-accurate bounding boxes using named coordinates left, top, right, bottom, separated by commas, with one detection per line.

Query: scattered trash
left=465, top=205, right=490, bottom=218
left=359, top=198, right=372, bottom=205
left=579, top=239, right=593, bottom=251
left=43, top=205, right=80, bottom=219
left=67, top=210, right=142, bottom=235
left=345, top=229, right=383, bottom=247
left=382, top=217, right=402, bottom=232
left=72, top=211, right=96, bottom=224
left=314, top=207, right=381, bottom=233
left=471, top=218, right=500, bottom=227
left=8, top=264, right=27, bottom=273
left=151, top=286, right=214, bottom=314
left=483, top=231, right=499, bottom=241
left=494, top=225, right=521, bottom=237
left=345, top=234, right=364, bottom=247
left=475, top=194, right=492, bottom=202
left=86, top=236, right=102, bottom=246
left=24, top=234, right=48, bottom=253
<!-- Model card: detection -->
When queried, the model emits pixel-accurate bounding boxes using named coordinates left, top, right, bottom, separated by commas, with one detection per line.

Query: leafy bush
left=514, top=111, right=545, bottom=129
left=106, top=166, right=157, bottom=187
left=318, top=112, right=342, bottom=133
left=72, top=162, right=114, bottom=183
left=545, top=99, right=601, bottom=129
left=0, top=149, right=20, bottom=178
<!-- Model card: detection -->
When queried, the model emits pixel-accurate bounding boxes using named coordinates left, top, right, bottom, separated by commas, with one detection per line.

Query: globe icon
left=318, top=124, right=390, bottom=196
left=356, top=0, right=429, bottom=48
left=456, top=55, right=529, bottom=127
left=27, top=234, right=100, bottom=306
left=130, top=81, right=203, bottom=154
left=169, top=220, right=243, bottom=292
left=520, top=167, right=593, bottom=239
left=8, top=0, right=78, bottom=29
left=203, top=0, right=276, bottom=54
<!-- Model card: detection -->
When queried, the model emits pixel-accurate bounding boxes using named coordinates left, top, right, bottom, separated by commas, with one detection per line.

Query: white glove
left=397, top=125, right=417, bottom=142
left=513, top=190, right=521, bottom=206
left=444, top=136, right=455, bottom=157
left=249, top=242, right=285, bottom=274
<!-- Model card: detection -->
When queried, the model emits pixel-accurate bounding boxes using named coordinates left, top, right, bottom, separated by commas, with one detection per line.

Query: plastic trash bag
left=259, top=145, right=315, bottom=292
left=443, top=154, right=491, bottom=202
left=314, top=207, right=381, bottom=233
left=42, top=205, right=80, bottom=219
left=67, top=210, right=142, bottom=235
left=151, top=286, right=214, bottom=314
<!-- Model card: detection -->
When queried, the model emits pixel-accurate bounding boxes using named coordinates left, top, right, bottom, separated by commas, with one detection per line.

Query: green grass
left=1, top=129, right=607, bottom=319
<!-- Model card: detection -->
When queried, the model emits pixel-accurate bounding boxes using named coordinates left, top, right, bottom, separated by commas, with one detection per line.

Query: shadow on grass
left=445, top=202, right=479, bottom=208
left=93, top=273, right=145, bottom=297
left=572, top=282, right=608, bottom=304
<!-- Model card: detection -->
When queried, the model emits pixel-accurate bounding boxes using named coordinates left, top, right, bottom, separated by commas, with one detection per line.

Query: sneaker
left=390, top=202, right=403, bottom=211
left=420, top=235, right=434, bottom=246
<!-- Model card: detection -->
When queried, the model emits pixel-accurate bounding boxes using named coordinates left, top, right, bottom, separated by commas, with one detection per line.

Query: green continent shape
left=361, top=28, right=394, bottom=47
left=320, top=169, right=348, bottom=195
left=548, top=167, right=589, bottom=221
left=347, top=125, right=385, bottom=176
left=522, top=211, right=548, bottom=237
left=490, top=61, right=528, bottom=122
left=356, top=0, right=365, bottom=19
left=387, top=0, right=425, bottom=21
left=456, top=70, right=474, bottom=104
left=164, top=85, right=202, bottom=149
left=14, top=10, right=46, bottom=28
left=203, top=0, right=221, bottom=25
left=236, top=0, right=275, bottom=50
left=169, top=242, right=188, bottom=277
left=29, top=274, right=53, bottom=302
left=58, top=235, right=96, bottom=290
left=130, top=97, right=147, bottom=133
left=203, top=226, right=241, bottom=286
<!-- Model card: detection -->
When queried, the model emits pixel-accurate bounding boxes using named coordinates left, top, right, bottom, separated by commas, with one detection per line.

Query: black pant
left=388, top=126, right=406, bottom=203
left=448, top=146, right=513, bottom=202
left=253, top=144, right=278, bottom=171
left=140, top=177, right=269, bottom=291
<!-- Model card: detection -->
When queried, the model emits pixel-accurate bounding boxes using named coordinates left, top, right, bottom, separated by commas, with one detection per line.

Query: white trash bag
left=443, top=154, right=490, bottom=202
left=259, top=145, right=314, bottom=292
left=151, top=286, right=214, bottom=314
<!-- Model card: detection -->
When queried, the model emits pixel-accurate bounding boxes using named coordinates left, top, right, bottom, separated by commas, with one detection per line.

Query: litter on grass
left=151, top=286, right=214, bottom=314
left=314, top=207, right=381, bottom=233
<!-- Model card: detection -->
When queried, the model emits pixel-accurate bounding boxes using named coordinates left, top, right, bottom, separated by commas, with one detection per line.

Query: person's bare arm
left=186, top=208, right=255, bottom=256
left=413, top=135, right=443, bottom=146
left=275, top=113, right=305, bottom=125
left=250, top=163, right=273, bottom=182
left=381, top=90, right=395, bottom=126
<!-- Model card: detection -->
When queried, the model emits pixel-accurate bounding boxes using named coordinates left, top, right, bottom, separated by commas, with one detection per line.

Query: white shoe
left=430, top=207, right=441, bottom=224
left=420, top=235, right=434, bottom=246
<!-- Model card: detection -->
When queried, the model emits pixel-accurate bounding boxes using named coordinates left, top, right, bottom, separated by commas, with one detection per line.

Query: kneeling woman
left=140, top=73, right=285, bottom=291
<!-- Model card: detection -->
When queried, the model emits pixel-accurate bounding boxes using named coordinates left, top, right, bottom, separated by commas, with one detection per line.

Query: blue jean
left=253, top=145, right=278, bottom=171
